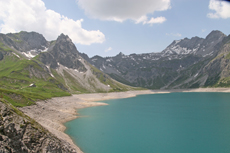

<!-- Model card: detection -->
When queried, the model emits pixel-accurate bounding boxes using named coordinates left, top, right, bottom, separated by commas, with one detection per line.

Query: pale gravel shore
left=19, top=88, right=230, bottom=153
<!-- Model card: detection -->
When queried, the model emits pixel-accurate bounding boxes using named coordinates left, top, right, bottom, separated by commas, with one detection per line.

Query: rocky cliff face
left=39, top=34, right=86, bottom=72
left=0, top=100, right=78, bottom=153
left=86, top=30, right=230, bottom=89
left=0, top=31, right=49, bottom=59
left=6, top=31, right=49, bottom=52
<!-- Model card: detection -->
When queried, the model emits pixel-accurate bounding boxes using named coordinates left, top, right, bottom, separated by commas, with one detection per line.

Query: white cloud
left=146, top=17, right=167, bottom=25
left=135, top=16, right=166, bottom=25
left=77, top=0, right=170, bottom=24
left=105, top=47, right=112, bottom=52
left=0, top=0, right=105, bottom=45
left=135, top=16, right=148, bottom=24
left=166, top=33, right=182, bottom=37
left=207, top=0, right=230, bottom=19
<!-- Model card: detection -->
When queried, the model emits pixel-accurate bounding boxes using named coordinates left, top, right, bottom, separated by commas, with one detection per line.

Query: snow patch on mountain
left=22, top=51, right=36, bottom=59
left=12, top=52, right=20, bottom=58
left=22, top=47, right=48, bottom=59
left=203, top=51, right=214, bottom=57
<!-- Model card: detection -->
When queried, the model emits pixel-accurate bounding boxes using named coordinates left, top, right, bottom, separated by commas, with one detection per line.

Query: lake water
left=64, top=92, right=230, bottom=153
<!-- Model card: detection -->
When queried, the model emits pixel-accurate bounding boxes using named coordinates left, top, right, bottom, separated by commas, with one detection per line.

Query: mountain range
left=0, top=30, right=229, bottom=104
left=0, top=31, right=136, bottom=106
left=83, top=30, right=230, bottom=89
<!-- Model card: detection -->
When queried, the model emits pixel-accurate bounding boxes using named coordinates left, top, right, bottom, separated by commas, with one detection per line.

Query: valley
left=1, top=30, right=230, bottom=152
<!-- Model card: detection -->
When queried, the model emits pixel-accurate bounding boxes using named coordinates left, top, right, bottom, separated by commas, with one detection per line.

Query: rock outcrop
left=39, top=33, right=86, bottom=72
left=0, top=100, right=78, bottom=153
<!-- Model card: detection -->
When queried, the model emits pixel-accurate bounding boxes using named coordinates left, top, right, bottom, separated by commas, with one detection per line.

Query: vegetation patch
left=215, top=77, right=230, bottom=87
left=204, top=74, right=220, bottom=87
left=225, top=52, right=230, bottom=59
left=0, top=54, right=70, bottom=107
left=0, top=42, right=13, bottom=52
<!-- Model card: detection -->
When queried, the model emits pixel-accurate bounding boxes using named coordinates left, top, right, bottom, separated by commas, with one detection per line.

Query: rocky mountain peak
left=52, top=33, right=79, bottom=56
left=161, top=30, right=227, bottom=56
left=205, top=30, right=226, bottom=39
left=116, top=52, right=125, bottom=57
left=193, top=30, right=227, bottom=56
left=39, top=33, right=87, bottom=71
left=203, top=30, right=226, bottom=45
left=56, top=33, right=72, bottom=42
left=6, top=31, right=49, bottom=52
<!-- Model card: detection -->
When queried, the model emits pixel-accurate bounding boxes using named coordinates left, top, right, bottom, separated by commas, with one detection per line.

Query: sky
left=0, top=0, right=229, bottom=57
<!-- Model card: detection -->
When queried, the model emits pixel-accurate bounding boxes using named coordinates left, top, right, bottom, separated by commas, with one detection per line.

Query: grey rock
left=0, top=101, right=78, bottom=153
left=6, top=31, right=49, bottom=52
left=39, top=34, right=87, bottom=72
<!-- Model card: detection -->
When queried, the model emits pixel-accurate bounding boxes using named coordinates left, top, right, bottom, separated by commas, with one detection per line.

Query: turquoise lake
left=64, top=92, right=230, bottom=153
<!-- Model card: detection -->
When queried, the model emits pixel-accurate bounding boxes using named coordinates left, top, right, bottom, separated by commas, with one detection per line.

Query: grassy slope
left=0, top=45, right=70, bottom=107
left=0, top=52, right=140, bottom=107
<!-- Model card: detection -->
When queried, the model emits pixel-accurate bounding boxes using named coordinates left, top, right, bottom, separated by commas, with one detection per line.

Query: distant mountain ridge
left=1, top=30, right=230, bottom=95
left=162, top=30, right=226, bottom=56
left=82, top=30, right=230, bottom=89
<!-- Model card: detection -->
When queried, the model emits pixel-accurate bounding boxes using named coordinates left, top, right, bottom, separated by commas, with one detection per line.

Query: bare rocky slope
left=0, top=99, right=78, bottom=153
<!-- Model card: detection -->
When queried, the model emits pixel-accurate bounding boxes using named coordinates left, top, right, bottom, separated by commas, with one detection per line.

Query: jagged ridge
left=85, top=30, right=230, bottom=89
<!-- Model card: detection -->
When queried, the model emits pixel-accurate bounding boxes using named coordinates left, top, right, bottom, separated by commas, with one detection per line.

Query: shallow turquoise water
left=65, top=92, right=230, bottom=153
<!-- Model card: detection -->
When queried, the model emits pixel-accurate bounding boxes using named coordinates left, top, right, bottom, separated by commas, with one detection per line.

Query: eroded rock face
left=6, top=31, right=49, bottom=52
left=40, top=34, right=87, bottom=72
left=0, top=101, right=78, bottom=153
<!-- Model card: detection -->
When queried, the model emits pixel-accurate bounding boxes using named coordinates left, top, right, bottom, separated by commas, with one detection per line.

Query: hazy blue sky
left=0, top=0, right=229, bottom=57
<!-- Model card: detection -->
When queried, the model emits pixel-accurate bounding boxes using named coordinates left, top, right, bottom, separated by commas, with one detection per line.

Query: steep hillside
left=0, top=41, right=70, bottom=106
left=84, top=30, right=230, bottom=89
left=0, top=99, right=78, bottom=152
left=201, top=35, right=230, bottom=87
left=160, top=32, right=230, bottom=89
